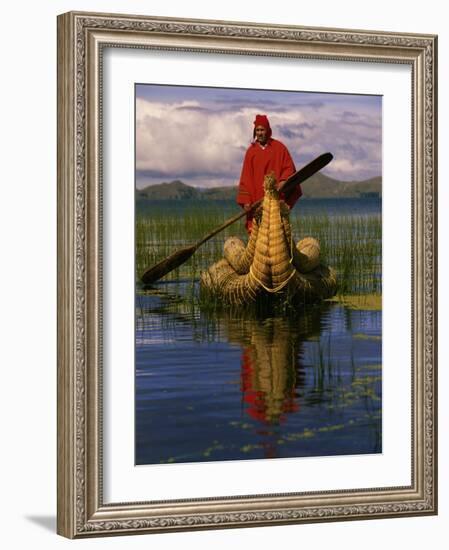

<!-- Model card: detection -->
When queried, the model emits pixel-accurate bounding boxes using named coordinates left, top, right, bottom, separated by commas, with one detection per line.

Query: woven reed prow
left=263, top=171, right=279, bottom=197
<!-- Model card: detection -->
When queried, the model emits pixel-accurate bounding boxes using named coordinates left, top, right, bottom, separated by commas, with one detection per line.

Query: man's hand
left=278, top=180, right=289, bottom=194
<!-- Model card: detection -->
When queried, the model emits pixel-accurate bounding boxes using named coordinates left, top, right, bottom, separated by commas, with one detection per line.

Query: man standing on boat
left=237, top=114, right=302, bottom=233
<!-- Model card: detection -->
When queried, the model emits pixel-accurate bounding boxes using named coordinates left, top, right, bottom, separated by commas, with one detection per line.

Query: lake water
left=136, top=196, right=382, bottom=218
left=135, top=197, right=382, bottom=465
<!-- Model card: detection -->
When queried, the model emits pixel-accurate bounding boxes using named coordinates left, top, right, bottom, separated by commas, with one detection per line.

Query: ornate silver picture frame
left=57, top=11, right=437, bottom=538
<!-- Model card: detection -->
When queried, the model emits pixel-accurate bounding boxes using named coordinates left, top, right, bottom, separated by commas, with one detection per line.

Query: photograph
left=135, top=84, right=383, bottom=466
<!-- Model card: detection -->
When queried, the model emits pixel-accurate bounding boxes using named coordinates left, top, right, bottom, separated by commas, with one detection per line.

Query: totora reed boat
left=200, top=172, right=337, bottom=306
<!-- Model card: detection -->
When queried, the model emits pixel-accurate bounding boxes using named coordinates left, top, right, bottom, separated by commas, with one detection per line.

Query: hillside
left=136, top=174, right=382, bottom=200
left=136, top=180, right=199, bottom=200
left=300, top=173, right=381, bottom=198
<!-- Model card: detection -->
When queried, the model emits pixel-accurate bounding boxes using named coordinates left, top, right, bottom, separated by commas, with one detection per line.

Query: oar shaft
left=195, top=199, right=263, bottom=247
left=141, top=152, right=333, bottom=284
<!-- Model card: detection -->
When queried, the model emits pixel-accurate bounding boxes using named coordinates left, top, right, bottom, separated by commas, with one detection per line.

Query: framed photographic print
left=57, top=11, right=437, bottom=538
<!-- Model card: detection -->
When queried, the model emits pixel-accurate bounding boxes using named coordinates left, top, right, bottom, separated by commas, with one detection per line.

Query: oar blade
left=282, top=152, right=333, bottom=199
left=141, top=245, right=196, bottom=285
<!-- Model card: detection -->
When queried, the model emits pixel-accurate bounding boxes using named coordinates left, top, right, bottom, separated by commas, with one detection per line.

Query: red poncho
left=236, top=138, right=302, bottom=231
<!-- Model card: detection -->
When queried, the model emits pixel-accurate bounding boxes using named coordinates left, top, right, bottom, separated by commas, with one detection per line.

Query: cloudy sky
left=136, top=84, right=382, bottom=189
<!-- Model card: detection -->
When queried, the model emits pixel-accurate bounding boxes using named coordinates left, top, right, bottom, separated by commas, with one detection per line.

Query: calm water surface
left=135, top=290, right=382, bottom=465
left=137, top=196, right=382, bottom=218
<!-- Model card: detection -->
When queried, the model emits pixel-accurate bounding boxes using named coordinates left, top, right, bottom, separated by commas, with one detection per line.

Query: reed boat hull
left=200, top=173, right=337, bottom=306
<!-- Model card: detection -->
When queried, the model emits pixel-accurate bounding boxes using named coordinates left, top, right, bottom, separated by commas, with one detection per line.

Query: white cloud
left=136, top=99, right=250, bottom=176
left=136, top=95, right=382, bottom=186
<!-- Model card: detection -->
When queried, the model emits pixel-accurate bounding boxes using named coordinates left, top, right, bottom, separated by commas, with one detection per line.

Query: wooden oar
left=141, top=152, right=333, bottom=285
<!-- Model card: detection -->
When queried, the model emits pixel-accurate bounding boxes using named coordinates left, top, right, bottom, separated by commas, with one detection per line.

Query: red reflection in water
left=240, top=347, right=299, bottom=425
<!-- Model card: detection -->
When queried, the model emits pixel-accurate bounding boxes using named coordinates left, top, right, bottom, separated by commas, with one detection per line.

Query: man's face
left=255, top=125, right=268, bottom=144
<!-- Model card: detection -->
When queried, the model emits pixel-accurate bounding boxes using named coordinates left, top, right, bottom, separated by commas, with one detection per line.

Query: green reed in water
left=136, top=202, right=381, bottom=296
left=291, top=214, right=381, bottom=295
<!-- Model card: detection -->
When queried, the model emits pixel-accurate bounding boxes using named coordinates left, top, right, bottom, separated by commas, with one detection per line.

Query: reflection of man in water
left=236, top=114, right=302, bottom=232
left=241, top=344, right=299, bottom=426
left=225, top=315, right=310, bottom=425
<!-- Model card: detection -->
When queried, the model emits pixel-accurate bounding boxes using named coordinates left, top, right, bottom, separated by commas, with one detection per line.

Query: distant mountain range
left=136, top=173, right=382, bottom=200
